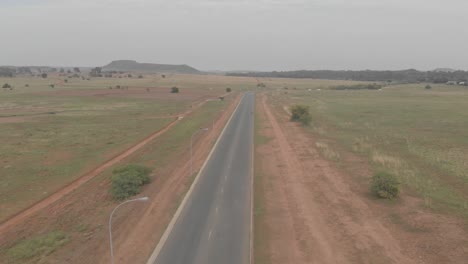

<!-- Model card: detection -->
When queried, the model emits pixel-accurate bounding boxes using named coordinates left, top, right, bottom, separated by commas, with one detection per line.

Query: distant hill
left=102, top=60, right=201, bottom=74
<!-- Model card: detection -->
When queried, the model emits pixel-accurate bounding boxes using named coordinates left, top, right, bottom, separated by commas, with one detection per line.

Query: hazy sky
left=1, top=0, right=467, bottom=71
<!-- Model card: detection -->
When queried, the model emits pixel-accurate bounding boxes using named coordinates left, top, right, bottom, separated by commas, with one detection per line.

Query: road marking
left=215, top=206, right=219, bottom=214
left=146, top=93, right=244, bottom=264
left=208, top=230, right=213, bottom=240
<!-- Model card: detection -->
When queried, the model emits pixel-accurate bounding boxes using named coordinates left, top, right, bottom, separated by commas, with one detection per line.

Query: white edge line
left=146, top=93, right=245, bottom=264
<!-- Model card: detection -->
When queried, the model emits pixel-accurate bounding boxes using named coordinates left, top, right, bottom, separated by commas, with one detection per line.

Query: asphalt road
left=150, top=92, right=255, bottom=264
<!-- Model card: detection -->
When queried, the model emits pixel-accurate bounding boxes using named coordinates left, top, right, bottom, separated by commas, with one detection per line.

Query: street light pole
left=191, top=128, right=209, bottom=176
left=109, top=197, right=149, bottom=264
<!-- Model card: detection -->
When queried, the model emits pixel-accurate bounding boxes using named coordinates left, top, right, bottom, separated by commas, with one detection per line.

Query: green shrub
left=171, top=87, right=179, bottom=93
left=111, top=164, right=151, bottom=200
left=7, top=231, right=69, bottom=261
left=370, top=171, right=400, bottom=199
left=290, top=105, right=312, bottom=126
left=425, top=84, right=432, bottom=89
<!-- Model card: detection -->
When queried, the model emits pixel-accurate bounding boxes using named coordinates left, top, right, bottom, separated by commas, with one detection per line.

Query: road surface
left=149, top=92, right=254, bottom=264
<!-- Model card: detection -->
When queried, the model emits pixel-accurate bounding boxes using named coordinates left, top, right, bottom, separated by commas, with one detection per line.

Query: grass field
left=0, top=87, right=232, bottom=263
left=0, top=74, right=234, bottom=223
left=271, top=82, right=468, bottom=217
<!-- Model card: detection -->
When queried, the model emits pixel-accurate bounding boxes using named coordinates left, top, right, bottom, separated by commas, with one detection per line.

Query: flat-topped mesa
left=102, top=60, right=201, bottom=74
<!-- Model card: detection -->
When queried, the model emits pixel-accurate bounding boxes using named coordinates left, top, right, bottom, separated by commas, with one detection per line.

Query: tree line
left=227, top=69, right=468, bottom=84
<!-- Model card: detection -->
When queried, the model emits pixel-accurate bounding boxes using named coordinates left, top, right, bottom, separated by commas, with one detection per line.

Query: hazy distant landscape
left=1, top=0, right=468, bottom=263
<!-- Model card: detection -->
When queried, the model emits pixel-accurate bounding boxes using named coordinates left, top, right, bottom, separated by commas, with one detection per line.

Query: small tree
left=171, top=87, right=179, bottom=93
left=127, top=74, right=133, bottom=78
left=50, top=84, right=55, bottom=88
left=226, top=87, right=232, bottom=93
left=370, top=172, right=400, bottom=199
left=64, top=79, right=68, bottom=83
left=2, top=83, right=11, bottom=89
left=138, top=75, right=143, bottom=79
left=290, top=105, right=311, bottom=126
left=425, top=84, right=432, bottom=89
left=41, top=73, right=48, bottom=78
left=161, top=74, right=166, bottom=78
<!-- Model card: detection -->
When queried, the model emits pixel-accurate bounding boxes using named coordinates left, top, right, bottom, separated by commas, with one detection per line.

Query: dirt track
left=259, top=97, right=418, bottom=263
left=256, top=95, right=468, bottom=264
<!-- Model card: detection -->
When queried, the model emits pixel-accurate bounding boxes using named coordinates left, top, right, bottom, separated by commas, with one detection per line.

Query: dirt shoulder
left=254, top=93, right=468, bottom=264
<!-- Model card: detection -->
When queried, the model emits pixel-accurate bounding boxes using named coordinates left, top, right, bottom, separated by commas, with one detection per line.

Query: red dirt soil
left=256, top=94, right=468, bottom=264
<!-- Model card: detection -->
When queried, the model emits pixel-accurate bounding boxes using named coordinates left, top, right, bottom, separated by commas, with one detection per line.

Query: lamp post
left=191, top=128, right=209, bottom=176
left=109, top=197, right=149, bottom=264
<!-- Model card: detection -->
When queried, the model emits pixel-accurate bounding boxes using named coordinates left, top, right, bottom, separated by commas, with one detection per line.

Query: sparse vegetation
left=370, top=171, right=400, bottom=199
left=281, top=82, right=468, bottom=216
left=7, top=231, right=70, bottom=261
left=171, top=86, right=179, bottom=93
left=110, top=164, right=151, bottom=200
left=290, top=105, right=311, bottom=126
left=315, top=141, right=340, bottom=161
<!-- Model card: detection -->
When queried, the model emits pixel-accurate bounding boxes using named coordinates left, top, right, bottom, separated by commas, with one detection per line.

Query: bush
left=425, top=84, right=432, bottom=89
left=110, top=164, right=151, bottom=200
left=226, top=87, right=232, bottom=92
left=290, top=105, right=311, bottom=126
left=171, top=87, right=179, bottom=93
left=41, top=73, right=47, bottom=78
left=2, top=83, right=11, bottom=89
left=370, top=172, right=400, bottom=199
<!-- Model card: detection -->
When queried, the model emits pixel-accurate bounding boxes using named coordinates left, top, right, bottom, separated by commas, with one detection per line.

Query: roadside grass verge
left=279, top=85, right=468, bottom=218
left=5, top=231, right=70, bottom=263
